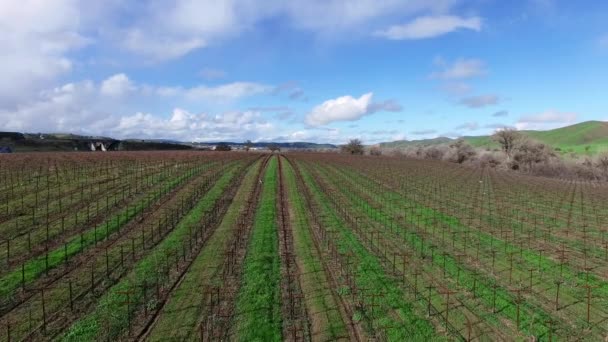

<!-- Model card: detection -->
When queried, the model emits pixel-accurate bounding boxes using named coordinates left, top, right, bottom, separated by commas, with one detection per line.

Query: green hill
left=523, top=121, right=608, bottom=154
left=380, top=121, right=608, bottom=155
left=379, top=137, right=453, bottom=149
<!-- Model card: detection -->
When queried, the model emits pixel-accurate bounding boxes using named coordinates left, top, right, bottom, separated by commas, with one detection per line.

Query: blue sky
left=1, top=0, right=607, bottom=144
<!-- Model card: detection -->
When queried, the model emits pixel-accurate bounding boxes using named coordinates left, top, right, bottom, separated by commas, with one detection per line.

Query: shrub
left=369, top=146, right=382, bottom=156
left=341, top=139, right=364, bottom=155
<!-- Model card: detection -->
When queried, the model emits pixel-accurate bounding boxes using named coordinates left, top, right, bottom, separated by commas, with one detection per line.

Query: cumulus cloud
left=0, top=0, right=91, bottom=107
left=183, top=82, right=271, bottom=102
left=0, top=0, right=463, bottom=107
left=100, top=74, right=137, bottom=97
left=273, top=127, right=345, bottom=144
left=113, top=109, right=274, bottom=141
left=431, top=58, right=486, bottom=80
left=375, top=15, right=481, bottom=40
left=305, top=93, right=402, bottom=126
left=0, top=74, right=275, bottom=141
left=459, top=94, right=499, bottom=108
left=110, top=0, right=459, bottom=61
left=306, top=93, right=374, bottom=126
left=516, top=110, right=577, bottom=130
left=2, top=79, right=117, bottom=133
left=153, top=81, right=271, bottom=103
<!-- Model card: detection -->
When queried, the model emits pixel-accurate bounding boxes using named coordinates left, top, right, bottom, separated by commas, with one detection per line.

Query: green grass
left=316, top=164, right=548, bottom=338
left=147, top=158, right=262, bottom=341
left=322, top=162, right=608, bottom=339
left=0, top=161, right=207, bottom=272
left=466, top=121, right=608, bottom=154
left=233, top=156, right=282, bottom=341
left=281, top=157, right=348, bottom=340
left=61, top=163, right=243, bottom=341
left=298, top=161, right=441, bottom=341
left=0, top=163, right=209, bottom=299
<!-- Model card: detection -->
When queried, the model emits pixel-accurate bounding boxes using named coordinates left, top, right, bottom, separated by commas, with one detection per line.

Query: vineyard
left=0, top=151, right=607, bottom=341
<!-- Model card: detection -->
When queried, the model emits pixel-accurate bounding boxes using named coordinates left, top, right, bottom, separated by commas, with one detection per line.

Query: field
left=1, top=151, right=607, bottom=341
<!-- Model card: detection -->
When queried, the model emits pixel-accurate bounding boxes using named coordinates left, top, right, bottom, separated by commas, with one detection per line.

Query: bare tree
left=342, top=139, right=364, bottom=155
left=493, top=128, right=520, bottom=159
left=596, top=153, right=608, bottom=177
left=267, top=143, right=281, bottom=152
left=447, top=140, right=476, bottom=164
left=513, top=139, right=553, bottom=172
left=244, top=140, right=253, bottom=152
left=215, top=143, right=232, bottom=151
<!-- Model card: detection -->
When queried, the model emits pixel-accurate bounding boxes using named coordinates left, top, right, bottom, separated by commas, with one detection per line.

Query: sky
left=1, top=0, right=607, bottom=144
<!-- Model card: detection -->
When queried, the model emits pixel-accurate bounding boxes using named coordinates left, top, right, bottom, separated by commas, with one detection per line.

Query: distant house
left=0, top=146, right=13, bottom=153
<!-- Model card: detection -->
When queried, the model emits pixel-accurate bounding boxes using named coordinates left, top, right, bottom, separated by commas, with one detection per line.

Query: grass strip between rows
left=147, top=158, right=262, bottom=341
left=298, top=161, right=440, bottom=341
left=233, top=156, right=282, bottom=341
left=327, top=163, right=607, bottom=337
left=281, top=157, right=348, bottom=340
left=61, top=162, right=242, bottom=341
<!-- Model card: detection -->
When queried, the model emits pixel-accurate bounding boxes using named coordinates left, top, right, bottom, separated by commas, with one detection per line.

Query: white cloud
left=151, top=81, right=271, bottom=102
left=283, top=0, right=456, bottom=32
left=306, top=93, right=374, bottom=126
left=516, top=110, right=577, bottom=130
left=431, top=58, right=486, bottom=80
left=305, top=93, right=401, bottom=126
left=0, top=0, right=91, bottom=107
left=274, top=127, right=345, bottom=144
left=107, top=0, right=460, bottom=60
left=459, top=94, right=499, bottom=108
left=1, top=79, right=112, bottom=133
left=184, top=82, right=272, bottom=102
left=114, top=109, right=274, bottom=141
left=375, top=15, right=481, bottom=40
left=0, top=74, right=275, bottom=141
left=123, top=29, right=206, bottom=62
left=100, top=74, right=136, bottom=97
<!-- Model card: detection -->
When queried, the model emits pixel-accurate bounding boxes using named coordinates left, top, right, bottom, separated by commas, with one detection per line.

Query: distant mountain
left=0, top=132, right=192, bottom=152
left=0, top=131, right=337, bottom=153
left=380, top=121, right=608, bottom=154
left=193, top=141, right=338, bottom=149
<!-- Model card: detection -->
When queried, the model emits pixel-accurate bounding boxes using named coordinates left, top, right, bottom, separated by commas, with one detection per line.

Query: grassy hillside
left=524, top=121, right=608, bottom=154
left=381, top=121, right=608, bottom=155
left=379, top=137, right=453, bottom=149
